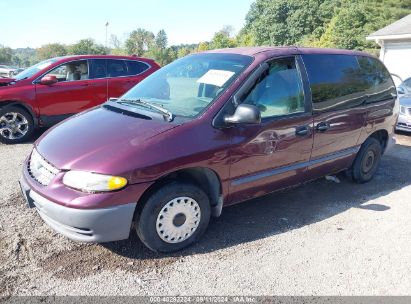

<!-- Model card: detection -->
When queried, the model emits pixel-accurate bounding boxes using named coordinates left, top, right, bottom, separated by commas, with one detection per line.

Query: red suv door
left=106, top=59, right=152, bottom=99
left=35, top=59, right=106, bottom=122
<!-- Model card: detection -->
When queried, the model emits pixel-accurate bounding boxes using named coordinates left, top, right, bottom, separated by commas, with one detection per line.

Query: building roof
left=367, top=14, right=411, bottom=41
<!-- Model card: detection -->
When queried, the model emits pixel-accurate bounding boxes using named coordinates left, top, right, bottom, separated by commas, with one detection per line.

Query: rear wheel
left=136, top=182, right=210, bottom=252
left=351, top=137, right=382, bottom=183
left=0, top=106, right=34, bottom=144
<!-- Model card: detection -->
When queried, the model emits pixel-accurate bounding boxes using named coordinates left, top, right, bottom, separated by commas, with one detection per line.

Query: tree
left=68, top=39, right=107, bottom=55
left=12, top=48, right=36, bottom=67
left=177, top=47, right=191, bottom=58
left=125, top=28, right=155, bottom=56
left=109, top=34, right=122, bottom=49
left=155, top=29, right=168, bottom=49
left=241, top=0, right=411, bottom=52
left=235, top=29, right=255, bottom=47
left=220, top=25, right=235, bottom=37
left=197, top=42, right=210, bottom=52
left=36, top=43, right=67, bottom=61
left=109, top=34, right=127, bottom=55
left=242, top=0, right=334, bottom=46
left=168, top=48, right=178, bottom=62
left=151, top=30, right=171, bottom=65
left=210, top=26, right=237, bottom=49
left=0, top=46, right=13, bottom=64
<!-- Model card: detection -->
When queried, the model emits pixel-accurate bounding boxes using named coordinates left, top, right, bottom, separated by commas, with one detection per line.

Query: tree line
left=1, top=0, right=410, bottom=68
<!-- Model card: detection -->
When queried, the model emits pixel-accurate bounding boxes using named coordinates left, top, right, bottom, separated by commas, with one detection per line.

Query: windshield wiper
left=118, top=98, right=174, bottom=122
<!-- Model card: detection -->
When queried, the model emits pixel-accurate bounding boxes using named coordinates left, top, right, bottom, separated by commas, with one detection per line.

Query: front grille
left=27, top=149, right=59, bottom=186
left=397, top=122, right=411, bottom=129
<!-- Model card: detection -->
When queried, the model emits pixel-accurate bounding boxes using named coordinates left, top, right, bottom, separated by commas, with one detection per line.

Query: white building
left=367, top=14, right=411, bottom=84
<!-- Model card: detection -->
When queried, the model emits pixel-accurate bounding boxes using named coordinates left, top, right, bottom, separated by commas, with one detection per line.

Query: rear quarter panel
left=356, top=98, right=398, bottom=146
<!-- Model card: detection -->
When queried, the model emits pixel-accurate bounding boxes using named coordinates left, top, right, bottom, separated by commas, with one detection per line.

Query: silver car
left=0, top=65, right=17, bottom=78
left=396, top=79, right=411, bottom=132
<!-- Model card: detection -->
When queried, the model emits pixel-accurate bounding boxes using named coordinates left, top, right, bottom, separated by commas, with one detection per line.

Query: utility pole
left=105, top=22, right=109, bottom=54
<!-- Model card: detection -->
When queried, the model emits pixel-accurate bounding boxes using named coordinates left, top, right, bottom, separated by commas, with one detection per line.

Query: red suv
left=0, top=55, right=160, bottom=144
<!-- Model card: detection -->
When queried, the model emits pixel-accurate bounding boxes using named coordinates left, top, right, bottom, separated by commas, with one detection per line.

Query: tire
left=136, top=182, right=211, bottom=253
left=0, top=106, right=34, bottom=144
left=351, top=137, right=382, bottom=184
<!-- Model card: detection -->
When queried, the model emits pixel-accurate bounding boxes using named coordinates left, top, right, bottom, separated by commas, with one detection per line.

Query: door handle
left=79, top=83, right=90, bottom=87
left=296, top=125, right=310, bottom=136
left=316, top=122, right=330, bottom=132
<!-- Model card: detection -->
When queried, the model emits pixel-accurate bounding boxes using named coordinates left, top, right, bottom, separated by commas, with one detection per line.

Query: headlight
left=400, top=106, right=406, bottom=115
left=63, top=171, right=128, bottom=192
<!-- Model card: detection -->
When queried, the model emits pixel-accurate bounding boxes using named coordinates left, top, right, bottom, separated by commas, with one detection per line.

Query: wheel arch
left=135, top=167, right=224, bottom=220
left=0, top=101, right=38, bottom=126
left=368, top=129, right=389, bottom=154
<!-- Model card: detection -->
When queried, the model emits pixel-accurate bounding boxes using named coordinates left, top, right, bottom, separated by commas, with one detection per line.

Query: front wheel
left=351, top=137, right=382, bottom=184
left=136, top=182, right=211, bottom=252
left=0, top=106, right=34, bottom=144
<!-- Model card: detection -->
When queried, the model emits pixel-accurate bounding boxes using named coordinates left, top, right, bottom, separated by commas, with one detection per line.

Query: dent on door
left=227, top=115, right=314, bottom=204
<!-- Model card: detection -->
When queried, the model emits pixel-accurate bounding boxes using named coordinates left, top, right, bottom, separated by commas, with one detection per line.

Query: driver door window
left=243, top=57, right=305, bottom=118
left=45, top=60, right=89, bottom=82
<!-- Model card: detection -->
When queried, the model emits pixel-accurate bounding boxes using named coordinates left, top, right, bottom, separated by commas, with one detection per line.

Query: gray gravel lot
left=1, top=131, right=411, bottom=296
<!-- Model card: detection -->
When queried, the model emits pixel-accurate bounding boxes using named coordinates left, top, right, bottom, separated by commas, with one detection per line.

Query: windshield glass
left=14, top=58, right=59, bottom=80
left=120, top=53, right=253, bottom=118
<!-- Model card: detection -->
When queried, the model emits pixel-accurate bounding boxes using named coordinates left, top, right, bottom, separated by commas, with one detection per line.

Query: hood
left=36, top=106, right=179, bottom=175
left=0, top=77, right=15, bottom=87
left=400, top=95, right=411, bottom=107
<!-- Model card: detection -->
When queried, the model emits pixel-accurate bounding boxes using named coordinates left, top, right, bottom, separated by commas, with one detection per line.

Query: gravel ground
left=1, top=131, right=411, bottom=296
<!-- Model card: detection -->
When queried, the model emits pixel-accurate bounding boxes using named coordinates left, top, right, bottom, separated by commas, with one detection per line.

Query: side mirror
left=224, top=104, right=261, bottom=125
left=397, top=86, right=406, bottom=95
left=39, top=75, right=58, bottom=85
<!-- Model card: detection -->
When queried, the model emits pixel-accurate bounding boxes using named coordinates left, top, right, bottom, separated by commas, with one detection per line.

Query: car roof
left=204, top=46, right=373, bottom=58
left=50, top=54, right=156, bottom=62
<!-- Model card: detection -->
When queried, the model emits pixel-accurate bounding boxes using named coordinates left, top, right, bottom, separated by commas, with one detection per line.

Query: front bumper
left=20, top=176, right=137, bottom=243
left=396, top=114, right=411, bottom=132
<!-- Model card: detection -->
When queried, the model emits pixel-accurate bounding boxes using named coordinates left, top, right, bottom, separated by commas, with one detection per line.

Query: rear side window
left=302, top=54, right=366, bottom=112
left=89, top=59, right=107, bottom=79
left=356, top=56, right=396, bottom=103
left=107, top=59, right=128, bottom=77
left=126, top=60, right=150, bottom=76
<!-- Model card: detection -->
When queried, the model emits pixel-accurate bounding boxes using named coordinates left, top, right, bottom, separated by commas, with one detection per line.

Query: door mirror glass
left=39, top=75, right=58, bottom=85
left=224, top=104, right=261, bottom=125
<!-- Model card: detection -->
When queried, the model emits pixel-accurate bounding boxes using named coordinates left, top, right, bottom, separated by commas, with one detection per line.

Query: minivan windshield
left=14, top=58, right=59, bottom=81
left=119, top=53, right=253, bottom=118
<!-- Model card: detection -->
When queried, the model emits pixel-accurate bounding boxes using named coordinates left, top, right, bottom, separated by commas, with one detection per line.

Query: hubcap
left=0, top=112, right=29, bottom=140
left=156, top=197, right=201, bottom=244
left=362, top=150, right=375, bottom=174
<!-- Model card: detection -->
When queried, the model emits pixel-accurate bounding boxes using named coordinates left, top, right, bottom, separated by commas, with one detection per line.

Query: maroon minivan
left=19, top=47, right=398, bottom=252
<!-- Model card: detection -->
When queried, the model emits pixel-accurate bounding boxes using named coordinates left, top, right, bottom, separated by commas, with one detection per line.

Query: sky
left=1, top=0, right=254, bottom=49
